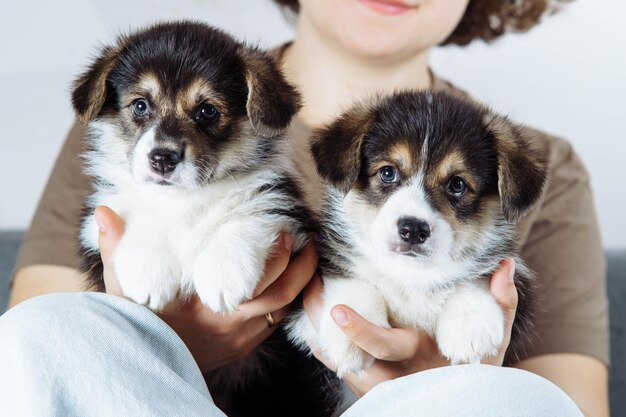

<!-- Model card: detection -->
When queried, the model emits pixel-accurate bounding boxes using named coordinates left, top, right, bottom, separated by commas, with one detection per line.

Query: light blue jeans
left=0, top=293, right=582, bottom=417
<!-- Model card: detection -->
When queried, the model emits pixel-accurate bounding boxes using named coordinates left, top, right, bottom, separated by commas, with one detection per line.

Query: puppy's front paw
left=328, top=339, right=375, bottom=378
left=285, top=309, right=320, bottom=354
left=319, top=319, right=375, bottom=377
left=436, top=307, right=504, bottom=365
left=114, top=238, right=180, bottom=311
left=193, top=249, right=263, bottom=313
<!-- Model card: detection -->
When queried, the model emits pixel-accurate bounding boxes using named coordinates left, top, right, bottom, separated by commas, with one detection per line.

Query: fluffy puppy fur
left=72, top=22, right=339, bottom=417
left=73, top=21, right=312, bottom=313
left=287, top=91, right=547, bottom=376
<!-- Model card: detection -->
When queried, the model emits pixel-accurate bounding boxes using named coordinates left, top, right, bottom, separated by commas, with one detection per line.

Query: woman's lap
left=0, top=292, right=223, bottom=417
left=340, top=365, right=581, bottom=416
left=0, top=293, right=581, bottom=417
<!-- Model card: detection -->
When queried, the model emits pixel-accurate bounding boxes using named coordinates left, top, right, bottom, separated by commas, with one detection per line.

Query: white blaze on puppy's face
left=89, top=68, right=261, bottom=189
left=345, top=171, right=455, bottom=265
left=72, top=21, right=302, bottom=199
left=130, top=127, right=156, bottom=182
left=377, top=175, right=454, bottom=261
left=129, top=127, right=198, bottom=187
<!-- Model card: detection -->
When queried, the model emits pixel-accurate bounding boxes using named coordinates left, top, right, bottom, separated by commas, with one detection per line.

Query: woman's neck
left=281, top=13, right=432, bottom=127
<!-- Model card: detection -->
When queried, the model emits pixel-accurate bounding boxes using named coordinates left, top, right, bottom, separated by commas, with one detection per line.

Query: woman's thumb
left=95, top=206, right=125, bottom=258
left=94, top=206, right=125, bottom=295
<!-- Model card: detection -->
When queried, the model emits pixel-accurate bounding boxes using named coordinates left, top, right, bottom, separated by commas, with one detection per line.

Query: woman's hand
left=302, top=260, right=518, bottom=397
left=94, top=206, right=318, bottom=373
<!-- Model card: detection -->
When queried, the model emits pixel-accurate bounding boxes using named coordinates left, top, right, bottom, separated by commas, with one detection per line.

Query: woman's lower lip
left=357, top=0, right=415, bottom=16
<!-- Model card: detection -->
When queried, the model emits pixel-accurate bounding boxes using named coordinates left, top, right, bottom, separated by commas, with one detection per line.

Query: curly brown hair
left=272, top=0, right=571, bottom=45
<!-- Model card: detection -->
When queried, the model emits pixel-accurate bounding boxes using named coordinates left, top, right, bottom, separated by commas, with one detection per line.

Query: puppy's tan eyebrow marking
left=134, top=72, right=161, bottom=97
left=123, top=72, right=163, bottom=107
left=139, top=72, right=160, bottom=92
left=433, top=149, right=478, bottom=191
left=388, top=142, right=414, bottom=171
left=371, top=160, right=395, bottom=174
left=436, top=149, right=467, bottom=178
left=176, top=78, right=224, bottom=116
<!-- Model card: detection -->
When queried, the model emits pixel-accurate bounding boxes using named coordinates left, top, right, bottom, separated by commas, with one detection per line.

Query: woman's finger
left=221, top=303, right=294, bottom=362
left=252, top=233, right=292, bottom=297
left=95, top=206, right=125, bottom=295
left=222, top=303, right=293, bottom=361
left=490, top=258, right=518, bottom=321
left=239, top=240, right=318, bottom=317
left=330, top=305, right=421, bottom=362
left=246, top=302, right=292, bottom=338
left=484, top=258, right=518, bottom=365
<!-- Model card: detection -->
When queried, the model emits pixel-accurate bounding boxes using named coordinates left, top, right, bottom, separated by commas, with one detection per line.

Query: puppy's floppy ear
left=71, top=44, right=122, bottom=123
left=310, top=103, right=373, bottom=194
left=240, top=48, right=301, bottom=137
left=485, top=114, right=548, bottom=223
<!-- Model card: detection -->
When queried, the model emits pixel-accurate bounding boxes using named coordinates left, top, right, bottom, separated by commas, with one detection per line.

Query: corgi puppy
left=73, top=21, right=311, bottom=313
left=288, top=91, right=546, bottom=376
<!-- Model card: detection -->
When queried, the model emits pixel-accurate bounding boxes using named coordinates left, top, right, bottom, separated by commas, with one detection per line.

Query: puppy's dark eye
left=447, top=176, right=467, bottom=196
left=195, top=103, right=219, bottom=125
left=379, top=166, right=398, bottom=184
left=132, top=99, right=149, bottom=117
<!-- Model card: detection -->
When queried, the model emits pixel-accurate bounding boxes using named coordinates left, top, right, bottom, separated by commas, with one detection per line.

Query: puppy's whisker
left=197, top=160, right=213, bottom=183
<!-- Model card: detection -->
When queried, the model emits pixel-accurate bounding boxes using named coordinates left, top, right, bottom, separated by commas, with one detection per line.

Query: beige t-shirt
left=14, top=75, right=609, bottom=366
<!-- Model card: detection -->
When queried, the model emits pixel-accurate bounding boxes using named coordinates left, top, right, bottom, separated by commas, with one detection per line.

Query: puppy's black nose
left=398, top=217, right=431, bottom=244
left=149, top=149, right=182, bottom=175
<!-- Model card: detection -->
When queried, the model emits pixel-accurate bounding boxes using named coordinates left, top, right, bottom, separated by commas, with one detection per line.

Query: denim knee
left=341, top=364, right=582, bottom=417
left=0, top=292, right=216, bottom=417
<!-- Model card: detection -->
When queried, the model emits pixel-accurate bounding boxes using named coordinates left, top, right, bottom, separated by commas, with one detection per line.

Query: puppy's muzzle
left=149, top=148, right=183, bottom=175
left=397, top=217, right=431, bottom=245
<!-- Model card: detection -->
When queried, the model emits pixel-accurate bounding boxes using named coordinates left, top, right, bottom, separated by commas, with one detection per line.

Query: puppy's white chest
left=381, top=286, right=451, bottom=333
left=353, top=260, right=453, bottom=333
left=84, top=177, right=289, bottom=312
left=115, top=186, right=229, bottom=257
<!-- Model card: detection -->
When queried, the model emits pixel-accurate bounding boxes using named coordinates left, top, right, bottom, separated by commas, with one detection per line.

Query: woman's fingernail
left=95, top=211, right=106, bottom=233
left=283, top=233, right=292, bottom=251
left=331, top=308, right=349, bottom=326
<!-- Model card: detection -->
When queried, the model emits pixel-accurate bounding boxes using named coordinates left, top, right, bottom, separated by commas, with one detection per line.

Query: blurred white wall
left=0, top=0, right=624, bottom=247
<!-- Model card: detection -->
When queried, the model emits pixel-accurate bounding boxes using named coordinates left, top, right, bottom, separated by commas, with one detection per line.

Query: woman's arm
left=515, top=354, right=609, bottom=417
left=10, top=123, right=91, bottom=305
left=514, top=133, right=610, bottom=417
left=9, top=266, right=85, bottom=308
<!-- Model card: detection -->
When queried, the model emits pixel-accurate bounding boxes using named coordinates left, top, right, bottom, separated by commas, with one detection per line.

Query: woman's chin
left=334, top=31, right=429, bottom=62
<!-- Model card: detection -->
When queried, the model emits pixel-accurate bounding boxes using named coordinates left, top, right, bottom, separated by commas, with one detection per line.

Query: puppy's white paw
left=114, top=237, right=180, bottom=311
left=193, top=248, right=263, bottom=313
left=192, top=220, right=275, bottom=313
left=288, top=307, right=375, bottom=376
left=319, top=317, right=375, bottom=377
left=436, top=305, right=504, bottom=364
left=285, top=309, right=320, bottom=354
left=314, top=278, right=389, bottom=377
left=333, top=343, right=375, bottom=378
